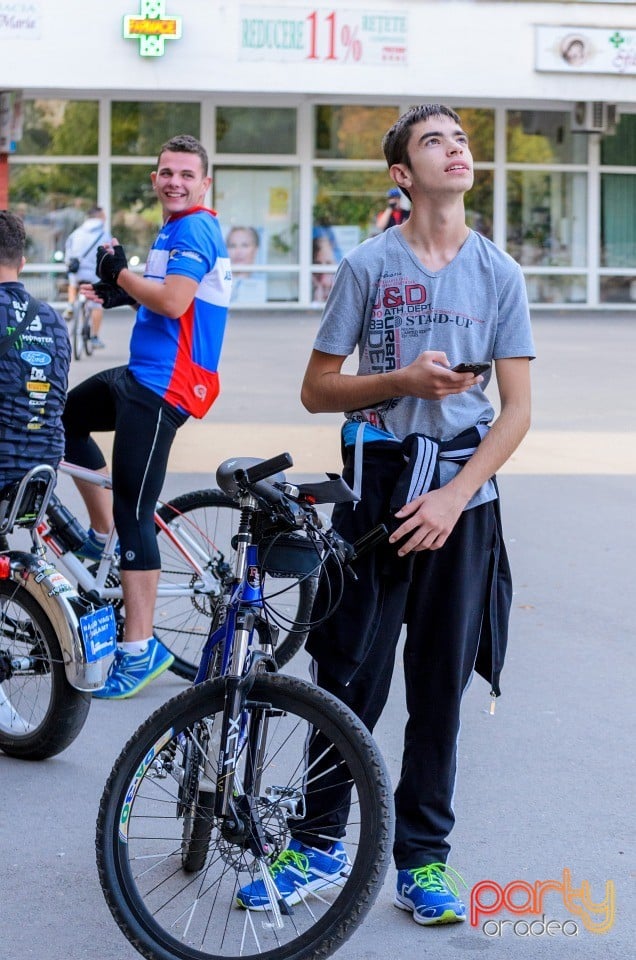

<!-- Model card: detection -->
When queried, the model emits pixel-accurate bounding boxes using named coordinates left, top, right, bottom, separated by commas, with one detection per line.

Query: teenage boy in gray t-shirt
left=237, top=105, right=535, bottom=925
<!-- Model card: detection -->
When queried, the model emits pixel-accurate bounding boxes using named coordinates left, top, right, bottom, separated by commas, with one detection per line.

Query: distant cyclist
left=0, top=211, right=70, bottom=491
left=62, top=135, right=232, bottom=700
left=64, top=205, right=108, bottom=348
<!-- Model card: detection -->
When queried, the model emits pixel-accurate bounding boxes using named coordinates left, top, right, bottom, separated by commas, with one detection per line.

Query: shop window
left=507, top=111, right=587, bottom=164
left=216, top=108, right=296, bottom=155
left=452, top=107, right=495, bottom=162
left=111, top=164, right=161, bottom=263
left=601, top=114, right=636, bottom=166
left=600, top=276, right=636, bottom=304
left=214, top=167, right=300, bottom=303
left=524, top=275, right=587, bottom=304
left=465, top=170, right=493, bottom=239
left=9, top=163, right=98, bottom=262
left=13, top=100, right=98, bottom=156
left=506, top=171, right=587, bottom=267
left=111, top=102, right=200, bottom=156
left=601, top=174, right=636, bottom=269
left=312, top=167, right=391, bottom=301
left=314, top=105, right=398, bottom=160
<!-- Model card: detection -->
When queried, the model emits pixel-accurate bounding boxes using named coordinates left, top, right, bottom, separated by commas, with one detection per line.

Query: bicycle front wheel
left=96, top=673, right=393, bottom=960
left=0, top=580, right=91, bottom=760
left=154, top=490, right=316, bottom=680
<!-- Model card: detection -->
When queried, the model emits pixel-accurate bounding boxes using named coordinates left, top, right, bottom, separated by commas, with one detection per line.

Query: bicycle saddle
left=216, top=457, right=286, bottom=497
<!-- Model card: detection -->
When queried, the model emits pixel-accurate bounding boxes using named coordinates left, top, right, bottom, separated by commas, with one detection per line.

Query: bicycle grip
left=350, top=524, right=388, bottom=561
left=244, top=452, right=293, bottom=484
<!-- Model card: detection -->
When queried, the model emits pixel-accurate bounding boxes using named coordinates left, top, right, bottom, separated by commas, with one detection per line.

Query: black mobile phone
left=452, top=361, right=491, bottom=376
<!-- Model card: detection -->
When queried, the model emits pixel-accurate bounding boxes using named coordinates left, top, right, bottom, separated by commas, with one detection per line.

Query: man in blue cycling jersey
left=0, top=211, right=70, bottom=494
left=63, top=134, right=232, bottom=699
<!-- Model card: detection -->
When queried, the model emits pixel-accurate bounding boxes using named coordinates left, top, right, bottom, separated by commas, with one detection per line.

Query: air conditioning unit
left=572, top=102, right=618, bottom=134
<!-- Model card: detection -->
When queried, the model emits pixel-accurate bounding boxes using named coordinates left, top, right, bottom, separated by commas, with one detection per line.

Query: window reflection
left=601, top=114, right=636, bottom=165
left=9, top=164, right=98, bottom=261
left=111, top=102, right=200, bottom=155
left=601, top=175, right=636, bottom=269
left=315, top=105, right=398, bottom=160
left=13, top=100, right=98, bottom=156
left=507, top=111, right=587, bottom=164
left=525, top=275, right=587, bottom=304
left=111, top=164, right=160, bottom=263
left=453, top=107, right=495, bottom=162
left=600, top=277, right=636, bottom=304
left=507, top=171, right=587, bottom=267
left=217, top=108, right=296, bottom=154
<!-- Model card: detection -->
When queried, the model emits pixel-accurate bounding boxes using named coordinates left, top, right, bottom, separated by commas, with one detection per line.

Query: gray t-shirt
left=313, top=228, right=535, bottom=506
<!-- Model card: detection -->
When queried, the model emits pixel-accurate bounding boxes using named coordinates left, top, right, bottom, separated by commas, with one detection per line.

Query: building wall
left=1, top=1, right=635, bottom=308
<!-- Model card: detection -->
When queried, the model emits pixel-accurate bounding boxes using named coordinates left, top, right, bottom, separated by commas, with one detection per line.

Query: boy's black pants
left=294, top=444, right=500, bottom=868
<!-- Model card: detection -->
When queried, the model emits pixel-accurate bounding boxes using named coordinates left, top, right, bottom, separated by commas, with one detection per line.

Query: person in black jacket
left=0, top=211, right=70, bottom=490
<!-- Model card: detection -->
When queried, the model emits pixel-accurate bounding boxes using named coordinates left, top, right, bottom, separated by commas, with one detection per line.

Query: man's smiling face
left=151, top=150, right=211, bottom=217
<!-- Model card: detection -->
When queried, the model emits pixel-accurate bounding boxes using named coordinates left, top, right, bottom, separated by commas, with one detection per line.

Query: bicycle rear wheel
left=96, top=673, right=393, bottom=960
left=154, top=490, right=316, bottom=680
left=0, top=580, right=91, bottom=760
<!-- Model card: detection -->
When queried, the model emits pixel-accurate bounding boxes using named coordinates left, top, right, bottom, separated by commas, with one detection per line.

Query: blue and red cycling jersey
left=129, top=206, right=232, bottom=419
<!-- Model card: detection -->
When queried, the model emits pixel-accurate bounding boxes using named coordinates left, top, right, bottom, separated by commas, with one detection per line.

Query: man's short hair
left=87, top=205, right=104, bottom=218
left=382, top=104, right=462, bottom=170
left=156, top=134, right=209, bottom=176
left=0, top=211, right=26, bottom=268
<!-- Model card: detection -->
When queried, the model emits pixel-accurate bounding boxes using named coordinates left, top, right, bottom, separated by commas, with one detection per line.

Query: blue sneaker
left=394, top=863, right=467, bottom=925
left=236, top=838, right=351, bottom=911
left=92, top=637, right=174, bottom=699
left=74, top=528, right=110, bottom=562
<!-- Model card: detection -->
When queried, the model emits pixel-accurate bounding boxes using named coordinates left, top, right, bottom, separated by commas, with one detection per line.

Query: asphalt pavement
left=1, top=306, right=634, bottom=960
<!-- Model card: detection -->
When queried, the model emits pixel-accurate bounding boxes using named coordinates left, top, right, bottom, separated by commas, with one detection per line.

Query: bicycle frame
left=40, top=461, right=221, bottom=604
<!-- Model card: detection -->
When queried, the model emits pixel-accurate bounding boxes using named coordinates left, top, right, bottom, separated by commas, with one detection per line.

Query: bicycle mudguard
left=5, top=551, right=114, bottom=692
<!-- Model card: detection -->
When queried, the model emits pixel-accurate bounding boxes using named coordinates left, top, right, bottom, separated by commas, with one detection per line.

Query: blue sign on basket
left=80, top=606, right=117, bottom=662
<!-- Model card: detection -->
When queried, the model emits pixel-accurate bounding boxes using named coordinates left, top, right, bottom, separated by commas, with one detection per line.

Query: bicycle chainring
left=78, top=564, right=125, bottom=612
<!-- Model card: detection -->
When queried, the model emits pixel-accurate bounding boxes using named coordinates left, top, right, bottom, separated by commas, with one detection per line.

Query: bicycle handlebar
left=244, top=452, right=293, bottom=484
left=230, top=451, right=387, bottom=576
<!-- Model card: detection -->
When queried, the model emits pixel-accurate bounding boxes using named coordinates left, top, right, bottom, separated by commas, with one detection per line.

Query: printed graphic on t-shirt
left=368, top=274, right=485, bottom=375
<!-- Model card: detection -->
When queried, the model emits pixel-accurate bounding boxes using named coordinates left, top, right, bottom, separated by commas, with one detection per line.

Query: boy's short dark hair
left=382, top=104, right=462, bottom=169
left=157, top=134, right=209, bottom=176
left=0, top=211, right=26, bottom=268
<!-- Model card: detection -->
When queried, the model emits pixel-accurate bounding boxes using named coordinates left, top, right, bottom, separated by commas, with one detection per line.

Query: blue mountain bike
left=96, top=452, right=393, bottom=960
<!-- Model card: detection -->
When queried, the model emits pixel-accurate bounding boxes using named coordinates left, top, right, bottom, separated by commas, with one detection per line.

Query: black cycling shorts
left=63, top=366, right=187, bottom=570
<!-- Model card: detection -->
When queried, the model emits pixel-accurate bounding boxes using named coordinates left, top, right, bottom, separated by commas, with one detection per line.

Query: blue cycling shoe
left=93, top=637, right=174, bottom=699
left=236, top=839, right=351, bottom=910
left=74, top=528, right=119, bottom=562
left=394, top=863, right=467, bottom=925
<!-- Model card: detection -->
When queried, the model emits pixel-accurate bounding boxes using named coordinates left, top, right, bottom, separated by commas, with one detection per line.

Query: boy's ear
left=390, top=163, right=411, bottom=191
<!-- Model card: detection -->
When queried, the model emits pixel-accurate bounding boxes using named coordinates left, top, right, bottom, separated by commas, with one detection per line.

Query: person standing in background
left=0, top=211, right=70, bottom=491
left=63, top=205, right=108, bottom=347
left=375, top=187, right=410, bottom=232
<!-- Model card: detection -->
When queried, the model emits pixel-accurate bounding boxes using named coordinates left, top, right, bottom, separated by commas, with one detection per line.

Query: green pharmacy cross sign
left=123, top=0, right=182, bottom=57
